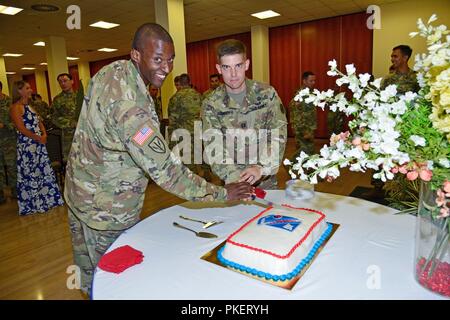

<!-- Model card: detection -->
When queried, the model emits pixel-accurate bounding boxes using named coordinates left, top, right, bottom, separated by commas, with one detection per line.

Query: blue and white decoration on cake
left=257, top=214, right=301, bottom=232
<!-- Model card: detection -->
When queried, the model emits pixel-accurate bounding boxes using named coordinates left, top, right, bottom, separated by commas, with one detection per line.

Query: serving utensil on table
left=173, top=222, right=218, bottom=238
left=179, top=215, right=223, bottom=229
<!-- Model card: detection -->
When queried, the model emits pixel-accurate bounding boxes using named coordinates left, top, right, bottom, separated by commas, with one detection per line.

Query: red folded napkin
left=98, top=245, right=144, bottom=274
left=255, top=187, right=267, bottom=199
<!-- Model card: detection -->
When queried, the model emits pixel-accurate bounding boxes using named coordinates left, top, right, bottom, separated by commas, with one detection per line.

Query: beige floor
left=0, top=138, right=372, bottom=300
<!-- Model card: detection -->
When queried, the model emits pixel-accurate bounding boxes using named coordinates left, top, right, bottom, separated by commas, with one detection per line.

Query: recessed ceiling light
left=98, top=48, right=118, bottom=52
left=31, top=4, right=59, bottom=12
left=6, top=72, right=16, bottom=75
left=251, top=10, right=280, bottom=20
left=3, top=53, right=23, bottom=57
left=21, top=67, right=36, bottom=70
left=34, top=41, right=46, bottom=46
left=40, top=62, right=47, bottom=65
left=90, top=21, right=120, bottom=29
left=0, top=5, right=24, bottom=15
left=67, top=57, right=79, bottom=60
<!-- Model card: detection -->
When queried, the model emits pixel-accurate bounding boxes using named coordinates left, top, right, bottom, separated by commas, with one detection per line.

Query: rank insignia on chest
left=257, top=214, right=301, bottom=232
left=132, top=126, right=154, bottom=146
left=240, top=122, right=247, bottom=129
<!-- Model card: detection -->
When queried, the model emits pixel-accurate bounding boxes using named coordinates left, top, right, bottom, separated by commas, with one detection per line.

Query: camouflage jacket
left=202, top=88, right=214, bottom=101
left=381, top=69, right=420, bottom=94
left=289, top=86, right=317, bottom=143
left=30, top=100, right=51, bottom=124
left=152, top=96, right=163, bottom=121
left=51, top=88, right=82, bottom=130
left=168, top=87, right=201, bottom=136
left=64, top=60, right=227, bottom=231
left=0, top=94, right=14, bottom=133
left=202, top=79, right=287, bottom=184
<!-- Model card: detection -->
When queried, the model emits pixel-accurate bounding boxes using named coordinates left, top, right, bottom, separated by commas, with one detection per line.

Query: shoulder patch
left=148, top=136, right=166, bottom=154
left=132, top=126, right=154, bottom=146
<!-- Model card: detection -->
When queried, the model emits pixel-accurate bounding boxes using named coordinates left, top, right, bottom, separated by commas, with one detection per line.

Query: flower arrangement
left=284, top=15, right=449, bottom=296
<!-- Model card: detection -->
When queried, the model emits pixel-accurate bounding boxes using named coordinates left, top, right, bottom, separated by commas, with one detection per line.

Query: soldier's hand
left=225, top=182, right=254, bottom=201
left=239, top=165, right=263, bottom=185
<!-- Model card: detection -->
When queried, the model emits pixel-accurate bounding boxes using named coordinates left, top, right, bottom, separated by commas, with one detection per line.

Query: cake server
left=251, top=195, right=297, bottom=212
left=179, top=215, right=223, bottom=229
left=173, top=222, right=218, bottom=238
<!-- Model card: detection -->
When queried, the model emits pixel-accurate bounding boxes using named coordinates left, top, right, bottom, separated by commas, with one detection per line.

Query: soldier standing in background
left=0, top=81, right=17, bottom=203
left=202, top=39, right=287, bottom=189
left=64, top=23, right=253, bottom=296
left=289, top=71, right=317, bottom=156
left=202, top=73, right=221, bottom=100
left=167, top=73, right=203, bottom=174
left=51, top=73, right=83, bottom=163
left=30, top=93, right=52, bottom=129
left=364, top=44, right=420, bottom=200
left=149, top=85, right=163, bottom=122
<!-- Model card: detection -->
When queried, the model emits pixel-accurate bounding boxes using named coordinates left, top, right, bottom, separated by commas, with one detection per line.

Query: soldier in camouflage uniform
left=0, top=81, right=17, bottom=202
left=168, top=73, right=202, bottom=174
left=64, top=24, right=253, bottom=296
left=202, top=39, right=287, bottom=190
left=30, top=94, right=53, bottom=129
left=202, top=73, right=221, bottom=101
left=51, top=73, right=84, bottom=163
left=365, top=44, right=420, bottom=200
left=289, top=71, right=317, bottom=157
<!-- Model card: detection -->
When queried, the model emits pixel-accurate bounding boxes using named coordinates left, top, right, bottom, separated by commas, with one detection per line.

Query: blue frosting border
left=217, top=222, right=333, bottom=282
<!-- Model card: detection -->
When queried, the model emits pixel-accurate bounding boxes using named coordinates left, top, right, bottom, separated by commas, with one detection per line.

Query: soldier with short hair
left=202, top=73, right=221, bottom=100
left=289, top=71, right=317, bottom=156
left=51, top=73, right=83, bottom=163
left=168, top=73, right=202, bottom=174
left=202, top=39, right=287, bottom=189
left=0, top=81, right=16, bottom=203
left=64, top=23, right=253, bottom=296
left=30, top=93, right=52, bottom=129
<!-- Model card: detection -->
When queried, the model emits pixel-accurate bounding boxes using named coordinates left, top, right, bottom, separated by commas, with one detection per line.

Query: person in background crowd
left=202, top=73, right=221, bottom=100
left=64, top=23, right=254, bottom=296
left=289, top=71, right=317, bottom=157
left=51, top=73, right=83, bottom=163
left=202, top=39, right=287, bottom=189
left=0, top=81, right=16, bottom=203
left=9, top=80, right=64, bottom=215
left=168, top=73, right=202, bottom=174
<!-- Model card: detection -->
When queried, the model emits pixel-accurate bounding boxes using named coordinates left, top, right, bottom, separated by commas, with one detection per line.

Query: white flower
left=400, top=91, right=417, bottom=102
left=439, top=158, right=450, bottom=168
left=358, top=73, right=371, bottom=87
left=409, top=135, right=426, bottom=146
left=345, top=64, right=356, bottom=75
left=380, top=85, right=397, bottom=102
left=283, top=159, right=292, bottom=166
left=428, top=14, right=437, bottom=24
left=371, top=78, right=382, bottom=89
left=328, top=59, right=337, bottom=69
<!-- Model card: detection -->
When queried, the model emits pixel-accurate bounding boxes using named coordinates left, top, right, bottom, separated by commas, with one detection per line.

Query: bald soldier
left=64, top=23, right=253, bottom=296
left=202, top=39, right=287, bottom=189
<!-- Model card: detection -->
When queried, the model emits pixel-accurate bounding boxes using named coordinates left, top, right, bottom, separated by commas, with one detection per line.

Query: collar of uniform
left=221, top=78, right=257, bottom=110
left=127, top=59, right=152, bottom=102
left=395, top=68, right=414, bottom=76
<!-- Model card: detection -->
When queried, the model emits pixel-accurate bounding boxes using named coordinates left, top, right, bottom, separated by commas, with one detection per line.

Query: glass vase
left=414, top=181, right=450, bottom=297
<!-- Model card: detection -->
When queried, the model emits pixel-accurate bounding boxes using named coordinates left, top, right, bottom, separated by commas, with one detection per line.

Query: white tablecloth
left=92, top=190, right=445, bottom=300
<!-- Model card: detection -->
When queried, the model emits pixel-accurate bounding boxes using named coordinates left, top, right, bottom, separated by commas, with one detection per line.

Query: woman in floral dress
left=9, top=81, right=64, bottom=215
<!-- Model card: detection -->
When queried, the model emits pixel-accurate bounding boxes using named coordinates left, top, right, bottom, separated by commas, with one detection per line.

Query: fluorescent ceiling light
left=34, top=41, right=46, bottom=46
left=90, top=21, right=119, bottom=29
left=67, top=57, right=79, bottom=60
left=6, top=72, right=16, bottom=75
left=0, top=5, right=24, bottom=15
left=251, top=10, right=280, bottom=19
left=40, top=62, right=47, bottom=65
left=3, top=53, right=23, bottom=57
left=21, top=67, right=36, bottom=70
left=98, top=48, right=118, bottom=52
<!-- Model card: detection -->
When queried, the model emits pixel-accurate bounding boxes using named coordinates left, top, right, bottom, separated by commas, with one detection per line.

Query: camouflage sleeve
left=258, top=89, right=288, bottom=176
left=167, top=96, right=176, bottom=142
left=201, top=99, right=243, bottom=184
left=50, top=97, right=67, bottom=129
left=75, top=81, right=84, bottom=120
left=289, top=98, right=303, bottom=145
left=113, top=101, right=227, bottom=202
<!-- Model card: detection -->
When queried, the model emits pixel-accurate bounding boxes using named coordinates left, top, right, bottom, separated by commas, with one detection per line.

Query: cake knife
left=251, top=194, right=296, bottom=212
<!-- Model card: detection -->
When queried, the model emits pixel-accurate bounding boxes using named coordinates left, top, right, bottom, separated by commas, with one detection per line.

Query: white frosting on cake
left=222, top=207, right=328, bottom=276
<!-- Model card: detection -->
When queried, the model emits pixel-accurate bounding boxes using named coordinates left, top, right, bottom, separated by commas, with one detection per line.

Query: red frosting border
left=226, top=205, right=325, bottom=259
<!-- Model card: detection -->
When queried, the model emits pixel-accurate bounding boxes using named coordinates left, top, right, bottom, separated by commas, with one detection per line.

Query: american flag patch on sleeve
left=132, top=126, right=154, bottom=146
